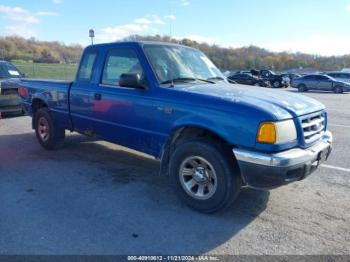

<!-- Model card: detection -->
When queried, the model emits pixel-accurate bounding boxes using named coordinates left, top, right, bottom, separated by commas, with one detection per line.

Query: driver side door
left=89, top=47, right=158, bottom=155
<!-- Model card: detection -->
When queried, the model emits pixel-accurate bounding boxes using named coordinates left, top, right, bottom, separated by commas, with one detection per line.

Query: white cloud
left=4, top=25, right=37, bottom=38
left=346, top=3, right=350, bottom=12
left=262, top=34, right=350, bottom=56
left=0, top=5, right=39, bottom=24
left=96, top=15, right=167, bottom=43
left=0, top=5, right=59, bottom=39
left=135, top=15, right=164, bottom=25
left=96, top=24, right=150, bottom=42
left=181, top=0, right=190, bottom=6
left=52, top=0, right=63, bottom=4
left=37, top=11, right=59, bottom=16
left=164, top=14, right=176, bottom=20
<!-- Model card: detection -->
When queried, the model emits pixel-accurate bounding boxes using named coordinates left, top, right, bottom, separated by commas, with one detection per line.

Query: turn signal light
left=257, top=122, right=276, bottom=144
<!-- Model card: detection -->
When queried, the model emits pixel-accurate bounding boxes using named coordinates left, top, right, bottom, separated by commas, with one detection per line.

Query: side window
left=318, top=75, right=329, bottom=81
left=305, top=75, right=315, bottom=80
left=102, top=48, right=143, bottom=86
left=77, top=51, right=97, bottom=81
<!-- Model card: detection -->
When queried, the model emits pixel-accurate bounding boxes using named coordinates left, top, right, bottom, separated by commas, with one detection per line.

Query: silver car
left=292, top=74, right=350, bottom=93
left=326, top=72, right=350, bottom=84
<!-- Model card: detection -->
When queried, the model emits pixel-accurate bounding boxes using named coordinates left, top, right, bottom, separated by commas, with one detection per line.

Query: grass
left=12, top=60, right=78, bottom=80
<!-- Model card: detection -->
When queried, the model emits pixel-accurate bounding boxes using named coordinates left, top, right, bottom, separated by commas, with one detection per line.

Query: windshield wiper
left=207, top=76, right=225, bottom=82
left=161, top=77, right=215, bottom=86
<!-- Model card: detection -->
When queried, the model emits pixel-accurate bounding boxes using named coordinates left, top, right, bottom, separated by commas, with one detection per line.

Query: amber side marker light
left=257, top=122, right=277, bottom=144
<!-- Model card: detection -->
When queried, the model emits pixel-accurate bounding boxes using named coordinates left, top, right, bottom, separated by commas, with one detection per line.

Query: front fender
left=171, top=115, right=232, bottom=144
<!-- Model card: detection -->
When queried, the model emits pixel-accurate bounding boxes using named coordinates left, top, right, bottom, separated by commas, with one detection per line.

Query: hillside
left=1, top=35, right=350, bottom=72
left=0, top=36, right=83, bottom=64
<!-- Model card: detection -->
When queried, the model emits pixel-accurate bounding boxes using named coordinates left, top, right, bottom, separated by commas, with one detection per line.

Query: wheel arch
left=159, top=124, right=237, bottom=177
left=31, top=97, right=48, bottom=129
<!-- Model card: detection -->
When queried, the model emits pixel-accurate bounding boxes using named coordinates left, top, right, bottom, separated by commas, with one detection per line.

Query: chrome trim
left=233, top=131, right=332, bottom=168
left=300, top=111, right=326, bottom=144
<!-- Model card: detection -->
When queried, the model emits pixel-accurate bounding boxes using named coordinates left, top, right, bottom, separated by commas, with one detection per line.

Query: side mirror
left=119, top=73, right=147, bottom=90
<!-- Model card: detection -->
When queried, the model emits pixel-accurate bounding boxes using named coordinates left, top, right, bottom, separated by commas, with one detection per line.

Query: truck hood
left=176, top=82, right=325, bottom=119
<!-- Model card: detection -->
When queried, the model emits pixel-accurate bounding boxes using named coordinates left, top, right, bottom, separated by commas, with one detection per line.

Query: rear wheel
left=34, top=107, right=65, bottom=150
left=333, top=86, right=343, bottom=94
left=169, top=138, right=241, bottom=213
left=298, top=84, right=307, bottom=92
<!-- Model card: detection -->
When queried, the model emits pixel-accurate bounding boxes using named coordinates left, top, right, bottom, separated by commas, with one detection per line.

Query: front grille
left=1, top=88, right=18, bottom=96
left=300, top=111, right=326, bottom=144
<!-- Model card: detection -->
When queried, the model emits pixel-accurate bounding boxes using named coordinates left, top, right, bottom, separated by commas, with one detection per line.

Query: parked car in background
left=281, top=73, right=301, bottom=82
left=256, top=70, right=290, bottom=88
left=292, top=74, right=350, bottom=93
left=234, top=70, right=251, bottom=75
left=0, top=61, right=25, bottom=117
left=325, top=72, right=350, bottom=84
left=228, top=73, right=268, bottom=87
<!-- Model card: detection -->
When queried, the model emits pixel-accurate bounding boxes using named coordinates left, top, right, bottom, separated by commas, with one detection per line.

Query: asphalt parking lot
left=0, top=88, right=349, bottom=255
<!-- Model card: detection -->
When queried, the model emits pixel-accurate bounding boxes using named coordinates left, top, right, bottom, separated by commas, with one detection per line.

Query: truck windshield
left=0, top=63, right=22, bottom=78
left=143, top=45, right=224, bottom=85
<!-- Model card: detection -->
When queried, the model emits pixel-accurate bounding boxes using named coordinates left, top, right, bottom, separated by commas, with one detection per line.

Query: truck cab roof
left=85, top=40, right=197, bottom=50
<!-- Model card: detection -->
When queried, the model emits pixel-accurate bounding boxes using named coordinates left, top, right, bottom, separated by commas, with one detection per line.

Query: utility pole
left=89, top=29, right=95, bottom=45
left=168, top=0, right=173, bottom=39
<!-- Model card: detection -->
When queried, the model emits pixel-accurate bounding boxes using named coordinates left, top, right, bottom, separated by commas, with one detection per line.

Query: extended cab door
left=70, top=48, right=99, bottom=132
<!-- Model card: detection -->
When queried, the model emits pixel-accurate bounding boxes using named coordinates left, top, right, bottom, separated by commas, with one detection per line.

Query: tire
left=298, top=84, right=307, bottom=92
left=333, top=86, right=343, bottom=94
left=169, top=138, right=241, bottom=213
left=34, top=107, right=65, bottom=150
left=272, top=81, right=281, bottom=88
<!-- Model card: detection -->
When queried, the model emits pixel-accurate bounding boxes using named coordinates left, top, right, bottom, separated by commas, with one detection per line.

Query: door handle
left=94, top=93, right=102, bottom=100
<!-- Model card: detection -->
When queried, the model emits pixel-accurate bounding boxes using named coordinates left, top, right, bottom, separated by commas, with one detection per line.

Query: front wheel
left=34, top=107, right=65, bottom=150
left=272, top=81, right=281, bottom=88
left=298, top=84, right=307, bottom=92
left=169, top=139, right=241, bottom=213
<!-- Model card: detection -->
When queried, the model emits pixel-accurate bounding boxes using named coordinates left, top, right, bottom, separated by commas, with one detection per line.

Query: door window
left=77, top=50, right=97, bottom=81
left=102, top=48, right=144, bottom=86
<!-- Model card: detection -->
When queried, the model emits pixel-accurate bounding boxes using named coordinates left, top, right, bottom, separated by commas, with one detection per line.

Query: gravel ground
left=0, top=88, right=349, bottom=255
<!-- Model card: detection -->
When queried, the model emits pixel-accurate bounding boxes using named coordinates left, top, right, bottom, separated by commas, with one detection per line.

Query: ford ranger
left=18, top=41, right=332, bottom=213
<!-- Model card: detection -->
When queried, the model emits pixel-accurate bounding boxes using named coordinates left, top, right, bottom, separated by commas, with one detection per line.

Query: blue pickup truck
left=18, top=41, right=332, bottom=213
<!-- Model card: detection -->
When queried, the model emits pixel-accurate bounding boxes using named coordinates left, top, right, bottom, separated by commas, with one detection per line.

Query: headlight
left=257, top=120, right=297, bottom=144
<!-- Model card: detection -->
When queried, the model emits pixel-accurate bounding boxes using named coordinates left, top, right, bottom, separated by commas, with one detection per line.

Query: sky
left=1, top=0, right=350, bottom=56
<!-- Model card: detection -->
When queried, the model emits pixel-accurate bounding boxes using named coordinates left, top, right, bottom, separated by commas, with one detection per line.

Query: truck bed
left=19, top=79, right=73, bottom=129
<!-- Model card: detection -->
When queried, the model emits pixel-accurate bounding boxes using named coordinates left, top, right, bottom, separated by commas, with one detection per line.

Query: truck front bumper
left=233, top=131, right=333, bottom=189
left=0, top=94, right=22, bottom=116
